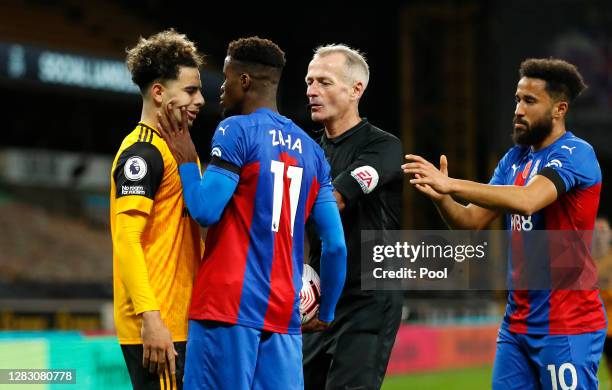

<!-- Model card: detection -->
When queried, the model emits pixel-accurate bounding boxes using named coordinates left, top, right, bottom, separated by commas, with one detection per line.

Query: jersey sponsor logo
left=561, top=145, right=576, bottom=154
left=510, top=214, right=533, bottom=231
left=351, top=165, right=379, bottom=194
left=545, top=159, right=563, bottom=169
left=124, top=156, right=147, bottom=181
left=211, top=147, right=222, bottom=157
left=121, top=185, right=145, bottom=195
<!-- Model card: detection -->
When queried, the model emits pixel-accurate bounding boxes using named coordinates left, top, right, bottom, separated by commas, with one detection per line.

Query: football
left=300, top=264, right=321, bottom=324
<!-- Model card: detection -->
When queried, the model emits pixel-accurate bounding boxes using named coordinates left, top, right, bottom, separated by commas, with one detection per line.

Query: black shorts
left=121, top=342, right=186, bottom=390
left=303, top=291, right=403, bottom=390
left=603, top=336, right=612, bottom=361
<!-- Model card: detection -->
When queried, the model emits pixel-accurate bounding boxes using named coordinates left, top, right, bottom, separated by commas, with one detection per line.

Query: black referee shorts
left=303, top=291, right=403, bottom=390
left=121, top=342, right=186, bottom=390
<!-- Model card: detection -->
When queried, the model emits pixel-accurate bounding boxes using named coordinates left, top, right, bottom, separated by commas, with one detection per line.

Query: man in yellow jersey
left=594, top=217, right=612, bottom=389
left=110, top=29, right=205, bottom=390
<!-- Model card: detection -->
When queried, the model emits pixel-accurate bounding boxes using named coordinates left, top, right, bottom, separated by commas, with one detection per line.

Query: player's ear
left=150, top=82, right=164, bottom=105
left=240, top=73, right=251, bottom=91
left=553, top=101, right=568, bottom=119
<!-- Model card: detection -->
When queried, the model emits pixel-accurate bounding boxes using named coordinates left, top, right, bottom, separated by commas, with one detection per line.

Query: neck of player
left=532, top=121, right=566, bottom=152
left=140, top=102, right=160, bottom=131
left=324, top=107, right=362, bottom=139
left=243, top=93, right=278, bottom=115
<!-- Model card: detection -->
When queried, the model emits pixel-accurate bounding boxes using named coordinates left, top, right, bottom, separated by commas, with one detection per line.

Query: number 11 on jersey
left=270, top=160, right=303, bottom=236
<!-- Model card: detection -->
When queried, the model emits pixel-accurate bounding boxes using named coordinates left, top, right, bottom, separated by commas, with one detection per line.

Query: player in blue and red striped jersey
left=402, top=58, right=605, bottom=390
left=157, top=37, right=346, bottom=390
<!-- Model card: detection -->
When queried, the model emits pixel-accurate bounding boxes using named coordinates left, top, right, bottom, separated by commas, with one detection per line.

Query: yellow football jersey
left=597, top=251, right=612, bottom=336
left=110, top=122, right=203, bottom=344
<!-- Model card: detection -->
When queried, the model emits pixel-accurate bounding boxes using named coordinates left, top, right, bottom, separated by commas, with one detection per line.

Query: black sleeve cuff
left=333, top=170, right=364, bottom=207
left=209, top=156, right=240, bottom=175
left=538, top=167, right=566, bottom=196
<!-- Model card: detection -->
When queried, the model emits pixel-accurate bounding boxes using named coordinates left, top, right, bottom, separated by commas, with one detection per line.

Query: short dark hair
left=227, top=37, right=286, bottom=69
left=126, top=29, right=204, bottom=92
left=519, top=58, right=587, bottom=102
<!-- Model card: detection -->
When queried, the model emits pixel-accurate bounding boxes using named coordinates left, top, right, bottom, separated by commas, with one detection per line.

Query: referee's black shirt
left=308, top=118, right=403, bottom=299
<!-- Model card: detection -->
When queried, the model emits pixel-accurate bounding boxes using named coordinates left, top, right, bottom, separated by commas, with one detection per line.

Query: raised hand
left=156, top=100, right=198, bottom=165
left=402, top=154, right=453, bottom=197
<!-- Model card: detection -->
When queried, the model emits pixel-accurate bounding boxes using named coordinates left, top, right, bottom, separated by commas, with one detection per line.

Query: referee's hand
left=141, top=311, right=178, bottom=375
left=302, top=317, right=331, bottom=333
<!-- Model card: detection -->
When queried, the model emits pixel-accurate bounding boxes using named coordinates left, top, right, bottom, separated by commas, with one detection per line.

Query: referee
left=303, top=44, right=403, bottom=390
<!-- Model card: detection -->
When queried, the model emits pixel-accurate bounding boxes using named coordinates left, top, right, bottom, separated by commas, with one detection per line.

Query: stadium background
left=0, top=0, right=610, bottom=388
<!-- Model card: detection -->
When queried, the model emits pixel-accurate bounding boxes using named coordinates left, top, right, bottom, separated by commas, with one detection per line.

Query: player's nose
left=195, top=91, right=205, bottom=107
left=514, top=102, right=525, bottom=116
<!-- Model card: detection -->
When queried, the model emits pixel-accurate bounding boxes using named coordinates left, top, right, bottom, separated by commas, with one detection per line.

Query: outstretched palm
left=402, top=154, right=451, bottom=199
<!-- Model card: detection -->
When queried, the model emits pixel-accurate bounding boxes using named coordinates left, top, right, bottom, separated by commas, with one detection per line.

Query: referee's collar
left=323, top=118, right=368, bottom=145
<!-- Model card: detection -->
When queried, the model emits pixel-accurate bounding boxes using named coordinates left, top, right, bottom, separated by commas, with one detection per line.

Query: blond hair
left=313, top=44, right=369, bottom=90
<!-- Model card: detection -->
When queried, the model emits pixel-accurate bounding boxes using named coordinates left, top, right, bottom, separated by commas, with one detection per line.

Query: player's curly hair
left=519, top=58, right=587, bottom=102
left=126, top=29, right=204, bottom=92
left=227, top=36, right=286, bottom=69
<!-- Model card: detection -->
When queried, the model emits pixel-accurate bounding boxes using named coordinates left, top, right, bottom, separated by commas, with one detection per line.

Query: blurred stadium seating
left=0, top=0, right=153, bottom=55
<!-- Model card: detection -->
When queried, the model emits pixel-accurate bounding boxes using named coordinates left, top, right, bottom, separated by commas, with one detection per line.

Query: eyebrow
left=306, top=75, right=332, bottom=81
left=516, top=92, right=537, bottom=99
